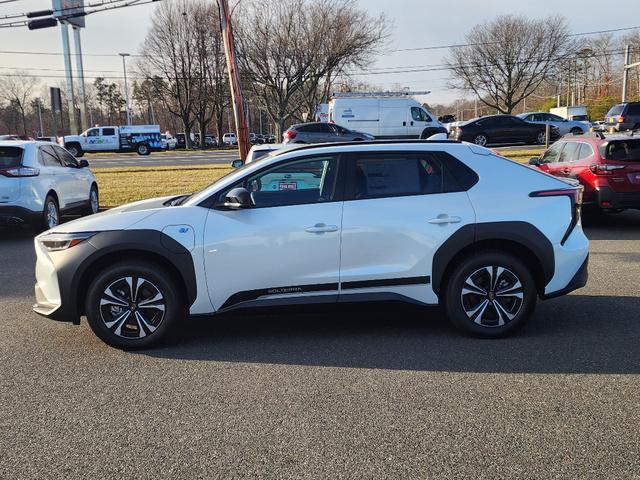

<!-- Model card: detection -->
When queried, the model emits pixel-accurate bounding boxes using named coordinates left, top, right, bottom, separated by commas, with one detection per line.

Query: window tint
left=577, top=143, right=594, bottom=161
left=478, top=117, right=497, bottom=127
left=102, top=128, right=116, bottom=136
left=0, top=146, right=23, bottom=167
left=86, top=128, right=100, bottom=137
left=599, top=140, right=640, bottom=161
left=352, top=152, right=462, bottom=199
left=297, top=124, right=321, bottom=133
left=331, top=124, right=349, bottom=134
left=558, top=142, right=580, bottom=162
left=548, top=114, right=564, bottom=122
left=318, top=123, right=332, bottom=133
left=606, top=104, right=625, bottom=116
left=38, top=145, right=62, bottom=167
left=53, top=145, right=78, bottom=167
left=226, top=156, right=339, bottom=208
left=541, top=142, right=563, bottom=163
left=627, top=104, right=640, bottom=116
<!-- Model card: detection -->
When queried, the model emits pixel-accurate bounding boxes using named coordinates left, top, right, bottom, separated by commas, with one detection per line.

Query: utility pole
left=60, top=23, right=77, bottom=134
left=73, top=26, right=88, bottom=131
left=36, top=98, right=44, bottom=137
left=622, top=44, right=631, bottom=103
left=119, top=53, right=132, bottom=125
left=218, top=0, right=250, bottom=160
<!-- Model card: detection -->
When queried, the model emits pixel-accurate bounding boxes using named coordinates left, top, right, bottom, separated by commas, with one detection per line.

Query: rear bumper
left=541, top=254, right=588, bottom=299
left=595, top=186, right=640, bottom=210
left=0, top=205, right=39, bottom=225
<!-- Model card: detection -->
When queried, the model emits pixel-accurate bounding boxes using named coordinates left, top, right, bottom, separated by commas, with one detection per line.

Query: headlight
left=39, top=232, right=96, bottom=252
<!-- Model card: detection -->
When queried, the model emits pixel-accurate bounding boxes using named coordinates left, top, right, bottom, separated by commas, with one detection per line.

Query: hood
left=49, top=195, right=177, bottom=234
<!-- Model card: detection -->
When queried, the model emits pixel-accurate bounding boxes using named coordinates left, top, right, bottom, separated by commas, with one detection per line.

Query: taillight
left=619, top=116, right=625, bottom=123
left=284, top=130, right=297, bottom=139
left=589, top=163, right=625, bottom=175
left=530, top=187, right=583, bottom=245
left=0, top=167, right=39, bottom=177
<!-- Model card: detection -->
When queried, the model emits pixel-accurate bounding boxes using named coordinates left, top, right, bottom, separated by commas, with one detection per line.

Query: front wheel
left=444, top=251, right=537, bottom=338
left=85, top=261, right=183, bottom=350
left=536, top=131, right=546, bottom=145
left=136, top=143, right=150, bottom=156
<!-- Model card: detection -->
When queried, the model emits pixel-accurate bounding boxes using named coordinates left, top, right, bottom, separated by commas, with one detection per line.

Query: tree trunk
left=182, top=116, right=192, bottom=149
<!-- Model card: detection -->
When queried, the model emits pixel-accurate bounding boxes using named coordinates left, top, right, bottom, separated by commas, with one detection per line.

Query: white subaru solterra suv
left=33, top=140, right=589, bottom=349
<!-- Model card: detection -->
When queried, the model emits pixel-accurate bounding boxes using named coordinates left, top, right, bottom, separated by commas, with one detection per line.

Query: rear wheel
left=136, top=143, right=150, bottom=155
left=41, top=194, right=59, bottom=231
left=473, top=134, right=488, bottom=146
left=85, top=261, right=183, bottom=350
left=84, top=184, right=99, bottom=215
left=444, top=251, right=537, bottom=338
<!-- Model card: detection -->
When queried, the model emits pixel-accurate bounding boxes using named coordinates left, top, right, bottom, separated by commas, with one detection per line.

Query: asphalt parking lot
left=85, top=149, right=240, bottom=168
left=1, top=212, right=639, bottom=478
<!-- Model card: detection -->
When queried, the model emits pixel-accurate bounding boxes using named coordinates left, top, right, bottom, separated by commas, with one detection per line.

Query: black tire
left=136, top=143, right=151, bottom=156
left=85, top=261, right=184, bottom=350
left=66, top=144, right=83, bottom=157
left=444, top=250, right=537, bottom=338
left=473, top=134, right=489, bottom=146
left=84, top=184, right=99, bottom=216
left=41, top=194, right=60, bottom=231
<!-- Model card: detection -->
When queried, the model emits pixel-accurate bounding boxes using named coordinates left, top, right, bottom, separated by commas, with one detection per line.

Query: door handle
left=410, top=121, right=414, bottom=126
left=428, top=215, right=461, bottom=225
left=402, top=121, right=406, bottom=126
left=305, top=223, right=339, bottom=233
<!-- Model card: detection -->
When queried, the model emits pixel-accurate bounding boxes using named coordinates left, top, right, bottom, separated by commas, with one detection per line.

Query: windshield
left=606, top=105, right=625, bottom=117
left=599, top=140, right=640, bottom=161
left=0, top=146, right=23, bottom=167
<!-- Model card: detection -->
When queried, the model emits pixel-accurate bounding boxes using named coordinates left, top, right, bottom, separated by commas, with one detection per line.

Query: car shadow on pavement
left=583, top=209, right=640, bottom=240
left=139, top=294, right=640, bottom=374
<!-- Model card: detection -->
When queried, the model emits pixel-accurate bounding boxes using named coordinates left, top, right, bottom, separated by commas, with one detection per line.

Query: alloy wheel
left=99, top=276, right=166, bottom=339
left=474, top=135, right=487, bottom=146
left=90, top=189, right=99, bottom=214
left=46, top=201, right=58, bottom=229
left=460, top=266, right=524, bottom=327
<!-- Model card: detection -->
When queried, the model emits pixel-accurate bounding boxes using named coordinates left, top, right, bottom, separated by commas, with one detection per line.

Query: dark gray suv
left=605, top=102, right=640, bottom=132
left=283, top=122, right=374, bottom=144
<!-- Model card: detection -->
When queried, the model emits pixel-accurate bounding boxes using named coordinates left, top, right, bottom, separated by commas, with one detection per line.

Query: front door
left=203, top=154, right=344, bottom=311
left=82, top=128, right=102, bottom=152
left=339, top=150, right=476, bottom=305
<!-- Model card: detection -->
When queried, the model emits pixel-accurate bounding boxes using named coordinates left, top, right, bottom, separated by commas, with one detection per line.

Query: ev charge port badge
left=161, top=225, right=195, bottom=252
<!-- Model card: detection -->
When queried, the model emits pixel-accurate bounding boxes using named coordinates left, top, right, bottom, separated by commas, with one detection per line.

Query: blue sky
left=0, top=0, right=636, bottom=104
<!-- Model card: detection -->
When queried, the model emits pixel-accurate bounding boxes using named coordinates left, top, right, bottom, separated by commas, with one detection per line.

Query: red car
left=529, top=133, right=640, bottom=212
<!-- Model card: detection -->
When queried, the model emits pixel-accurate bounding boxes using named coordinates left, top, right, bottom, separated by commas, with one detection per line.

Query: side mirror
left=528, top=157, right=541, bottom=166
left=231, top=159, right=244, bottom=169
left=78, top=159, right=89, bottom=168
left=223, top=187, right=252, bottom=209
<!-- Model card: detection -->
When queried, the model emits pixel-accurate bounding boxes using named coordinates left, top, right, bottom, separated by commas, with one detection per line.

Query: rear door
left=339, top=150, right=476, bottom=304
left=101, top=127, right=119, bottom=150
left=0, top=146, right=24, bottom=204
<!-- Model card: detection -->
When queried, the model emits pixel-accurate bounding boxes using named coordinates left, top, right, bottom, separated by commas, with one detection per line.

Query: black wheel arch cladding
left=432, top=222, right=555, bottom=296
left=53, top=229, right=197, bottom=324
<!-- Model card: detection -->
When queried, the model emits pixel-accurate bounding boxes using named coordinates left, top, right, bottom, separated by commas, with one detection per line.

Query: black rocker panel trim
left=431, top=222, right=555, bottom=296
left=341, top=276, right=430, bottom=290
left=220, top=282, right=339, bottom=310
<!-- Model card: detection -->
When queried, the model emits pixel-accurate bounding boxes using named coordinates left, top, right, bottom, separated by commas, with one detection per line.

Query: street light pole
left=119, top=53, right=132, bottom=125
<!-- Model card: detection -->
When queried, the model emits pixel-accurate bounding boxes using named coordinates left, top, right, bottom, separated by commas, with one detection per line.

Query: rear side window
left=38, top=145, right=62, bottom=167
left=102, top=128, right=116, bottom=136
left=350, top=151, right=474, bottom=200
left=606, top=104, right=625, bottom=116
left=599, top=140, right=640, bottom=161
left=0, top=147, right=23, bottom=168
left=577, top=143, right=594, bottom=160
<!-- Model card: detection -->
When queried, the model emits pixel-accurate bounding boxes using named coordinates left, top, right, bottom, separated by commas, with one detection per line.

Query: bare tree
left=237, top=0, right=388, bottom=137
left=0, top=71, right=39, bottom=135
left=446, top=15, right=576, bottom=114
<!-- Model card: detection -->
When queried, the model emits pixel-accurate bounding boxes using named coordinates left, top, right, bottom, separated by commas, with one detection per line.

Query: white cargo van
left=328, top=93, right=446, bottom=139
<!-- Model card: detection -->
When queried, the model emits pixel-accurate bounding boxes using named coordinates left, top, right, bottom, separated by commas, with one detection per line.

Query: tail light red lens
left=284, top=130, right=297, bottom=139
left=619, top=116, right=625, bottom=123
left=589, top=163, right=625, bottom=175
left=0, top=167, right=39, bottom=177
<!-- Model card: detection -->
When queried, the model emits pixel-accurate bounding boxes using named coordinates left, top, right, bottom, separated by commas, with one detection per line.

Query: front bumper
left=595, top=186, right=640, bottom=210
left=0, top=205, right=39, bottom=226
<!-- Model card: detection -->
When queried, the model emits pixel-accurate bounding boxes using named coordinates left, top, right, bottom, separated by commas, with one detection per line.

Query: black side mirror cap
left=231, top=159, right=244, bottom=169
left=222, top=187, right=252, bottom=209
left=528, top=157, right=541, bottom=166
left=78, top=159, right=89, bottom=168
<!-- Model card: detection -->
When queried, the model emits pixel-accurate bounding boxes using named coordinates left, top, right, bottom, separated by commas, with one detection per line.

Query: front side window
left=558, top=142, right=580, bottom=163
left=411, top=107, right=431, bottom=122
left=223, top=155, right=339, bottom=208
left=53, top=145, right=79, bottom=167
left=541, top=142, right=563, bottom=163
left=86, top=128, right=100, bottom=137
left=38, top=145, right=62, bottom=167
left=352, top=152, right=462, bottom=200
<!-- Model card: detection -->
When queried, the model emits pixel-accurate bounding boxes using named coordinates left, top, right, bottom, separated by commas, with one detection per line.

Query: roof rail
left=273, top=139, right=462, bottom=156
left=331, top=91, right=431, bottom=98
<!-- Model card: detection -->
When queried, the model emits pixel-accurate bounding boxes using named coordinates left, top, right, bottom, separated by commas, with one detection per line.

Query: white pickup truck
left=62, top=125, right=162, bottom=157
